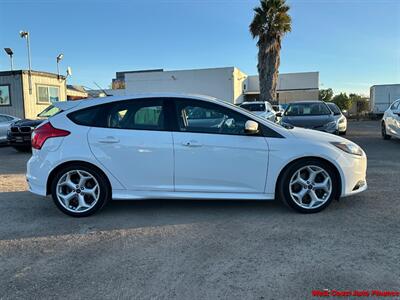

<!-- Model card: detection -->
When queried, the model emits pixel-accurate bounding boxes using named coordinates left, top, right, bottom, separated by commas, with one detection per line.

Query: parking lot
left=0, top=121, right=399, bottom=299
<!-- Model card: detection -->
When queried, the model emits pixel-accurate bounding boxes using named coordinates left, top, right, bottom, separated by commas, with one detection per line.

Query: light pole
left=4, top=48, right=14, bottom=70
left=20, top=30, right=32, bottom=94
left=56, top=53, right=64, bottom=79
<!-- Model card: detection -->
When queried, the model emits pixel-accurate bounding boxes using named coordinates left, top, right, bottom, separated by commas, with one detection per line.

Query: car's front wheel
left=51, top=164, right=110, bottom=217
left=278, top=159, right=338, bottom=213
left=381, top=121, right=391, bottom=140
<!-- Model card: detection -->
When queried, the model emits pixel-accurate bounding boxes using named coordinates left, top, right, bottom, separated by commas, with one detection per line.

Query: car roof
left=241, top=101, right=268, bottom=104
left=288, top=100, right=325, bottom=104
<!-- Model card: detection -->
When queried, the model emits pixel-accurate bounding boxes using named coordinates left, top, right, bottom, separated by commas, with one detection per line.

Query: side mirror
left=393, top=110, right=400, bottom=116
left=276, top=112, right=282, bottom=117
left=245, top=120, right=259, bottom=134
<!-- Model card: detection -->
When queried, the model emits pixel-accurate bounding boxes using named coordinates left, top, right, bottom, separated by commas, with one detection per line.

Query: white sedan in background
left=382, top=99, right=400, bottom=140
left=239, top=101, right=276, bottom=122
left=27, top=94, right=367, bottom=217
left=0, top=114, right=20, bottom=144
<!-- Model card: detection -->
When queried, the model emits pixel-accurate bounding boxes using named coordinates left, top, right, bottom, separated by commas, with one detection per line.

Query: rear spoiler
left=53, top=100, right=83, bottom=111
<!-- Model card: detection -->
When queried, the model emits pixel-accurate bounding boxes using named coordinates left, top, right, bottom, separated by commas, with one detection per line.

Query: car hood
left=289, top=126, right=347, bottom=143
left=282, top=115, right=334, bottom=129
left=12, top=119, right=44, bottom=127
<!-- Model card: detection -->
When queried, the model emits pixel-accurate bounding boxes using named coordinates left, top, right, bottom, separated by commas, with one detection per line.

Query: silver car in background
left=0, top=114, right=20, bottom=144
left=326, top=102, right=347, bottom=135
left=239, top=101, right=276, bottom=122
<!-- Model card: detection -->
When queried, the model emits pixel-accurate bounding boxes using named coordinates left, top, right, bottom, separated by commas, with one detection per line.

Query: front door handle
left=182, top=140, right=202, bottom=147
left=98, top=136, right=120, bottom=144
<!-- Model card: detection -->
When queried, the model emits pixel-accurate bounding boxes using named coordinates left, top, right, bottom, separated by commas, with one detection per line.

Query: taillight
left=31, top=122, right=70, bottom=150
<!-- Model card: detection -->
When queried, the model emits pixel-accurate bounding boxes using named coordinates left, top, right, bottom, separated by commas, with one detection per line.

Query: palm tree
left=250, top=0, right=291, bottom=102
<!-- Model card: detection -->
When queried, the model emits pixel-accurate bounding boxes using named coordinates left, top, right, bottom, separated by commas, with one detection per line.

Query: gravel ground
left=0, top=121, right=399, bottom=299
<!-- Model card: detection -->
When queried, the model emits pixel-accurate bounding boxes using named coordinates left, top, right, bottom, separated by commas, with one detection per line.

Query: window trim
left=36, top=84, right=60, bottom=104
left=171, top=98, right=283, bottom=138
left=0, top=84, right=12, bottom=107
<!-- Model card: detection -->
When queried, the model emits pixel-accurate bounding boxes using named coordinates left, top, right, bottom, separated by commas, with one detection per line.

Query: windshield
left=284, top=102, right=331, bottom=116
left=326, top=103, right=341, bottom=115
left=37, top=105, right=62, bottom=118
left=240, top=103, right=265, bottom=112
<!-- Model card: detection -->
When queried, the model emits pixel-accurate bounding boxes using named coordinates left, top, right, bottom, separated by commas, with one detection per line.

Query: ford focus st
left=26, top=94, right=367, bottom=217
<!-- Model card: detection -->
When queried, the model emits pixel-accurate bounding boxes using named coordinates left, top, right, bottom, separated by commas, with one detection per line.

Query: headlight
left=325, top=121, right=337, bottom=129
left=331, top=142, right=363, bottom=156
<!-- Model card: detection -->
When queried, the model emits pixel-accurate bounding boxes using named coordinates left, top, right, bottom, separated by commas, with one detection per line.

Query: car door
left=172, top=99, right=269, bottom=194
left=87, top=98, right=174, bottom=191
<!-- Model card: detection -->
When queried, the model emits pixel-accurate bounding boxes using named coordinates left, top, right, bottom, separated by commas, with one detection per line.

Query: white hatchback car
left=382, top=99, right=400, bottom=140
left=27, top=94, right=367, bottom=217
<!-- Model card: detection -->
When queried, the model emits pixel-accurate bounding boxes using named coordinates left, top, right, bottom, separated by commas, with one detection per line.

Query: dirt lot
left=0, top=121, right=399, bottom=299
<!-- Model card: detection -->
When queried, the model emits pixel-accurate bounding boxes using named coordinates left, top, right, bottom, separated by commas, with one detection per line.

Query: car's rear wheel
left=381, top=122, right=391, bottom=140
left=51, top=164, right=110, bottom=217
left=278, top=159, right=338, bottom=213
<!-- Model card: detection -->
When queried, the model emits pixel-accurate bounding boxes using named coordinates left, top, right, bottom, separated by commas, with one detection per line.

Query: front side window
left=326, top=103, right=341, bottom=115
left=176, top=100, right=249, bottom=135
left=285, top=102, right=331, bottom=116
left=37, top=85, right=60, bottom=104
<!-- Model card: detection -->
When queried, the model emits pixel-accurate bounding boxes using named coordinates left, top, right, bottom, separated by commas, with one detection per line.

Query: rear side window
left=68, top=106, right=103, bottom=126
left=68, top=99, right=165, bottom=131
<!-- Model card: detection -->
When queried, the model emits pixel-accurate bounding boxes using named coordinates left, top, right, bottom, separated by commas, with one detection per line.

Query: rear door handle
left=98, top=136, right=120, bottom=144
left=182, top=140, right=202, bottom=147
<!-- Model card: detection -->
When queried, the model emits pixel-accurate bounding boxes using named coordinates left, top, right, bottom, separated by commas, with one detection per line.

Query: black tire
left=381, top=122, right=391, bottom=140
left=277, top=159, right=338, bottom=214
left=339, top=130, right=346, bottom=136
left=13, top=145, right=31, bottom=152
left=51, top=164, right=111, bottom=217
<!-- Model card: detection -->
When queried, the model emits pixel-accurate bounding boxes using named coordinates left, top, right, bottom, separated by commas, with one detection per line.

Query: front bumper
left=337, top=152, right=367, bottom=197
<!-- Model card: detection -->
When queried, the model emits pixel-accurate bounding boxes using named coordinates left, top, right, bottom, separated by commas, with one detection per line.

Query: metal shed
left=0, top=70, right=67, bottom=119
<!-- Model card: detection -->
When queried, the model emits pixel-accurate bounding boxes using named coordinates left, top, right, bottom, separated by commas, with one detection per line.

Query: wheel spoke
left=314, top=178, right=331, bottom=192
left=59, top=191, right=76, bottom=207
left=308, top=190, right=321, bottom=208
left=307, top=166, right=321, bottom=183
left=292, top=188, right=308, bottom=204
left=77, top=194, right=90, bottom=210
left=60, top=173, right=76, bottom=190
left=77, top=170, right=91, bottom=187
left=82, top=186, right=98, bottom=199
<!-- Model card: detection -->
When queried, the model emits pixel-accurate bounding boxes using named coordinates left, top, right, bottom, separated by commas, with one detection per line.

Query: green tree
left=319, top=88, right=333, bottom=102
left=332, top=93, right=352, bottom=110
left=250, top=0, right=291, bottom=102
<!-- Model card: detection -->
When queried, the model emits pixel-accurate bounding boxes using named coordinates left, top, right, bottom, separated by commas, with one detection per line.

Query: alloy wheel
left=56, top=170, right=100, bottom=213
left=289, top=165, right=332, bottom=209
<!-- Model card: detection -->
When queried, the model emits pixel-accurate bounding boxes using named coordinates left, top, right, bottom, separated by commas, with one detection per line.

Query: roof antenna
left=93, top=81, right=111, bottom=96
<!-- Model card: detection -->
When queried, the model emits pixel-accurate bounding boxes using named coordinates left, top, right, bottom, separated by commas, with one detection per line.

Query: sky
left=0, top=0, right=399, bottom=96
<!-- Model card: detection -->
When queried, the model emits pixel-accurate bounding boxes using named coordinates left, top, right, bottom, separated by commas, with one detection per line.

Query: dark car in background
left=7, top=105, right=62, bottom=152
left=280, top=101, right=338, bottom=134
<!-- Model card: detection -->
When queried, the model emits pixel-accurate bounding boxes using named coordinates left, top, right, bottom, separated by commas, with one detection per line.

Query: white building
left=109, top=67, right=319, bottom=104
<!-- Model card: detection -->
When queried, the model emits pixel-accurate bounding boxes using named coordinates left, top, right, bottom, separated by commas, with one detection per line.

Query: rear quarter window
left=68, top=106, right=104, bottom=126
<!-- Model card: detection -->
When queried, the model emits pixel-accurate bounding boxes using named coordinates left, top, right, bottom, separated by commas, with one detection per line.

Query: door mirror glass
left=245, top=120, right=259, bottom=134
